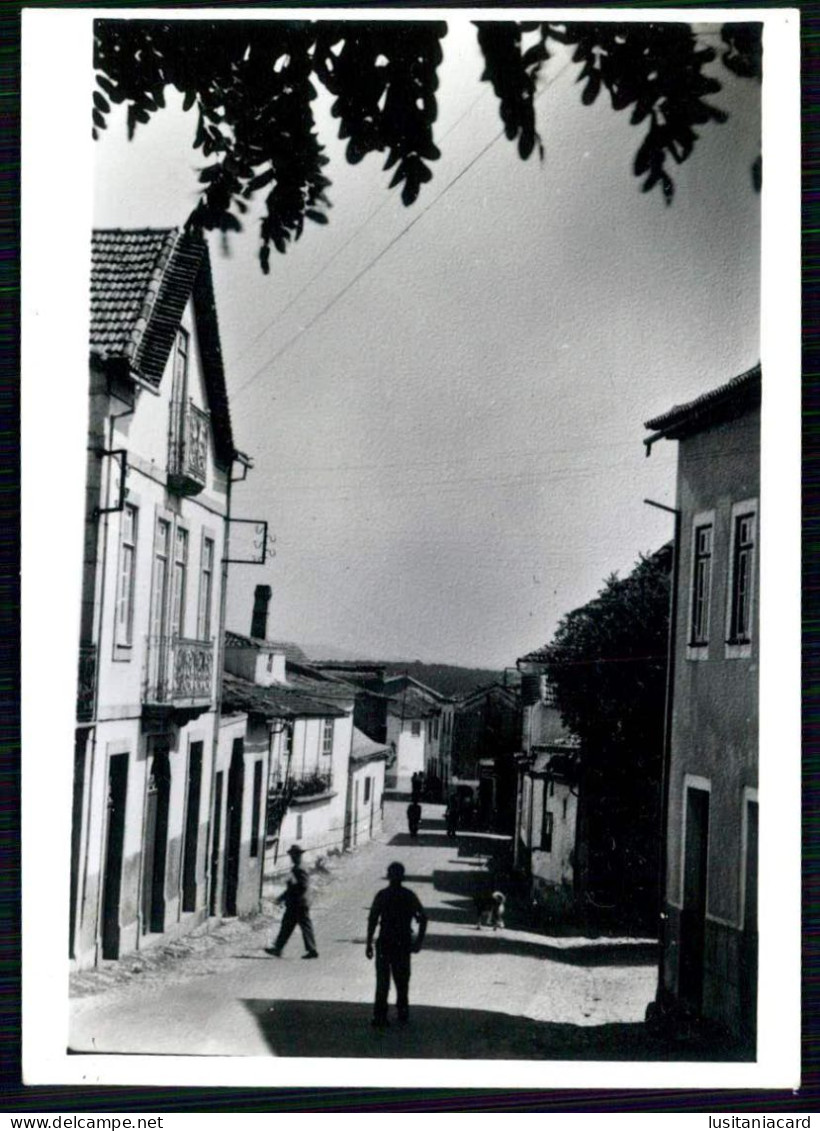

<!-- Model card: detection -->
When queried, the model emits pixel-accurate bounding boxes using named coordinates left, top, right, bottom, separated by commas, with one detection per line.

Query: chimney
left=251, top=585, right=272, bottom=640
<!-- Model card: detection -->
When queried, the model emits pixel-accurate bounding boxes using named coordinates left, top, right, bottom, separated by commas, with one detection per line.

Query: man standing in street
left=266, top=844, right=319, bottom=959
left=366, top=861, right=427, bottom=1028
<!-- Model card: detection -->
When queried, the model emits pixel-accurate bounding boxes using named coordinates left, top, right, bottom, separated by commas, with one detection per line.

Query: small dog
left=474, top=891, right=506, bottom=930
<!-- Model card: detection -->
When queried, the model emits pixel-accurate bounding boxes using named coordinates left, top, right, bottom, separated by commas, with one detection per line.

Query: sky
left=91, top=14, right=762, bottom=669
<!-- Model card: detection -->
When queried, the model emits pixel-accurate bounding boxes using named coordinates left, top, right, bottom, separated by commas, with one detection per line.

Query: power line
left=229, top=84, right=493, bottom=374
left=231, top=56, right=575, bottom=402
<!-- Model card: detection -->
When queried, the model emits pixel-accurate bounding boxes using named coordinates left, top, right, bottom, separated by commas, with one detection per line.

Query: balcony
left=143, top=636, right=214, bottom=724
left=281, top=770, right=334, bottom=806
left=76, top=643, right=97, bottom=722
left=167, top=400, right=209, bottom=497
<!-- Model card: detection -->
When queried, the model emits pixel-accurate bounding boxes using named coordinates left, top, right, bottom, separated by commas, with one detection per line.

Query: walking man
left=406, top=799, right=422, bottom=837
left=366, top=861, right=427, bottom=1028
left=266, top=845, right=319, bottom=959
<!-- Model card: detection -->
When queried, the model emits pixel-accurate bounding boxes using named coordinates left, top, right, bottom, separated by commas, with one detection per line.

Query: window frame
left=196, top=532, right=216, bottom=642
left=171, top=524, right=189, bottom=638
left=321, top=717, right=334, bottom=757
left=113, top=502, right=139, bottom=656
left=725, top=498, right=758, bottom=659
left=686, top=510, right=715, bottom=660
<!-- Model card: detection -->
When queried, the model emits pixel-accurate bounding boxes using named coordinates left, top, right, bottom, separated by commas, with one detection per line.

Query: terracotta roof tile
left=221, top=672, right=346, bottom=720
left=644, top=363, right=761, bottom=438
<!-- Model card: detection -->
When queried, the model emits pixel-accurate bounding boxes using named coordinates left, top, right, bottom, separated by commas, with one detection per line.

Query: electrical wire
left=231, top=55, right=576, bottom=402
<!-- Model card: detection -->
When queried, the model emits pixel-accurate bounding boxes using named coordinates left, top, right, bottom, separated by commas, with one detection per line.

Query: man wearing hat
left=365, top=861, right=427, bottom=1028
left=266, top=844, right=319, bottom=959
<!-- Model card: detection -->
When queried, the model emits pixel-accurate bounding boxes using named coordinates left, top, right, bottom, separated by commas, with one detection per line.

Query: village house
left=644, top=363, right=760, bottom=1044
left=345, top=728, right=389, bottom=850
left=71, top=228, right=257, bottom=968
left=382, top=674, right=452, bottom=795
left=450, top=681, right=520, bottom=830
left=512, top=665, right=580, bottom=914
left=220, top=586, right=378, bottom=888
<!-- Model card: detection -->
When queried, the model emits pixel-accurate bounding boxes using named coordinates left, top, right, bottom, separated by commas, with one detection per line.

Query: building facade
left=383, top=675, right=451, bottom=794
left=645, top=364, right=760, bottom=1043
left=513, top=668, right=580, bottom=913
left=72, top=228, right=253, bottom=968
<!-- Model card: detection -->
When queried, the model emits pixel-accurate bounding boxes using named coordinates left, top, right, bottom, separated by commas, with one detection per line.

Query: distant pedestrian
left=411, top=772, right=422, bottom=802
left=406, top=799, right=422, bottom=838
left=445, top=796, right=458, bottom=839
left=266, top=845, right=319, bottom=959
left=366, top=861, right=427, bottom=1028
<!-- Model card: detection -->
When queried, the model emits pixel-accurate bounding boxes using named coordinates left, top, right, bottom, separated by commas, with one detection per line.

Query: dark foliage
left=537, top=549, right=672, bottom=917
left=92, top=19, right=761, bottom=270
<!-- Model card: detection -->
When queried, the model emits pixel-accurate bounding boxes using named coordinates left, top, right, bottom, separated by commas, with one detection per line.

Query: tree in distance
left=92, top=19, right=761, bottom=272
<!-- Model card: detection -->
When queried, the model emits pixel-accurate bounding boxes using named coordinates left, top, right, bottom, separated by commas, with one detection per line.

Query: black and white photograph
left=21, top=6, right=800, bottom=1091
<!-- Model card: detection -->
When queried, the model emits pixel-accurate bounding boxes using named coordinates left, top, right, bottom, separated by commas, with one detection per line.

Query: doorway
left=141, top=745, right=171, bottom=935
left=679, top=785, right=710, bottom=1009
left=224, top=738, right=244, bottom=916
left=182, top=741, right=203, bottom=913
left=209, top=771, right=223, bottom=916
left=101, top=752, right=128, bottom=960
left=741, top=798, right=759, bottom=1042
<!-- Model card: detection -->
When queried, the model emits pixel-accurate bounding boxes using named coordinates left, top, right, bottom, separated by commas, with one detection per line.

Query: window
left=364, top=777, right=371, bottom=804
left=171, top=527, right=188, bottom=637
left=115, top=505, right=138, bottom=648
left=250, top=761, right=263, bottom=858
left=541, top=809, right=554, bottom=852
left=728, top=511, right=756, bottom=645
left=689, top=522, right=713, bottom=646
left=150, top=518, right=171, bottom=643
left=168, top=329, right=190, bottom=471
left=410, top=720, right=421, bottom=737
left=197, top=537, right=214, bottom=640
left=322, top=718, right=334, bottom=756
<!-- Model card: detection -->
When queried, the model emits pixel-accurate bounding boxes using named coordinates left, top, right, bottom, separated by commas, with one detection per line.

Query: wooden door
left=101, top=753, right=128, bottom=960
left=142, top=747, right=171, bottom=935
left=182, top=741, right=203, bottom=913
left=679, top=786, right=710, bottom=1009
left=224, top=739, right=244, bottom=916
left=209, top=771, right=223, bottom=917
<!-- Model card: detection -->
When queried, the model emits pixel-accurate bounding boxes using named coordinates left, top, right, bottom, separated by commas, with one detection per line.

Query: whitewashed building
left=71, top=228, right=256, bottom=968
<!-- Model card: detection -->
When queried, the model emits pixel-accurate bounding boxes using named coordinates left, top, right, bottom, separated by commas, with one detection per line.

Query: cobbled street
left=70, top=800, right=737, bottom=1061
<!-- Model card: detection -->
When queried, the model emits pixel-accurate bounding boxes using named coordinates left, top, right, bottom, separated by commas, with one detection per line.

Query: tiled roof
left=644, top=363, right=761, bottom=440
left=386, top=688, right=442, bottom=720
left=383, top=674, right=450, bottom=703
left=221, top=672, right=346, bottom=720
left=224, top=630, right=307, bottom=663
left=90, top=227, right=235, bottom=464
left=350, top=727, right=390, bottom=764
left=286, top=663, right=357, bottom=701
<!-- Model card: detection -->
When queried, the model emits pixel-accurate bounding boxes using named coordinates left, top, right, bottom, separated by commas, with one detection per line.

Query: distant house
left=512, top=667, right=580, bottom=913
left=644, top=363, right=760, bottom=1044
left=383, top=674, right=453, bottom=795
left=71, top=228, right=256, bottom=968
left=222, top=587, right=357, bottom=884
left=345, top=728, right=389, bottom=849
left=451, top=682, right=520, bottom=829
left=310, top=662, right=392, bottom=746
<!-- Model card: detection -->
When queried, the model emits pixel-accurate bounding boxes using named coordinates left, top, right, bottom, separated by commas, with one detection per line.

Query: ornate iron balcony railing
left=144, top=635, right=214, bottom=705
left=77, top=643, right=97, bottom=721
left=167, top=399, right=209, bottom=496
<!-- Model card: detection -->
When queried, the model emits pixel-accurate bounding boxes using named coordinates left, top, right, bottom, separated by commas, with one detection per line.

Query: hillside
left=380, top=661, right=514, bottom=700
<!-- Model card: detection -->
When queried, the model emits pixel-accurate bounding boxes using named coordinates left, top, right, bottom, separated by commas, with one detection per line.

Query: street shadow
left=241, top=998, right=750, bottom=1061
left=388, top=832, right=452, bottom=848
left=419, top=933, right=659, bottom=966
